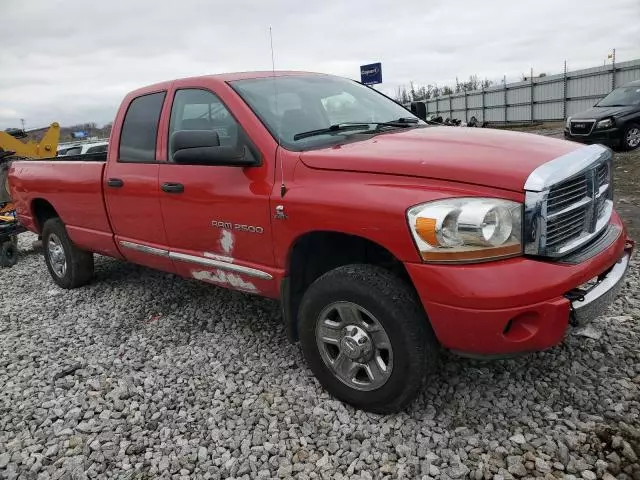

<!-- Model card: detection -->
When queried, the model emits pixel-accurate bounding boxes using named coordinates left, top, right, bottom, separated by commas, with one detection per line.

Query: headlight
left=407, top=198, right=522, bottom=263
left=596, top=118, right=614, bottom=129
left=566, top=116, right=572, bottom=129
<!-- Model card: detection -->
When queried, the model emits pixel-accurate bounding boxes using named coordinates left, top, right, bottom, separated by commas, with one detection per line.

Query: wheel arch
left=31, top=198, right=60, bottom=233
left=281, top=230, right=415, bottom=343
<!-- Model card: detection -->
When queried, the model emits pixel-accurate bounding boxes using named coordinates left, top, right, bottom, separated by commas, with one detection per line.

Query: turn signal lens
left=415, top=217, right=438, bottom=246
left=407, top=198, right=523, bottom=263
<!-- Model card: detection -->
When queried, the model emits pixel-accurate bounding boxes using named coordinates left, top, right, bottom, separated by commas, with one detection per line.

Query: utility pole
left=20, top=119, right=25, bottom=132
left=503, top=75, right=507, bottom=124
left=563, top=60, right=568, bottom=121
left=530, top=67, right=534, bottom=124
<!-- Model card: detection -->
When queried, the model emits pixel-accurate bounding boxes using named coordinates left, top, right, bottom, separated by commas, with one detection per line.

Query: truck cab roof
left=128, top=71, right=327, bottom=98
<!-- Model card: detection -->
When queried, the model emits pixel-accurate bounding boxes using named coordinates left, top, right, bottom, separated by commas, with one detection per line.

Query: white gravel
left=1, top=233, right=639, bottom=480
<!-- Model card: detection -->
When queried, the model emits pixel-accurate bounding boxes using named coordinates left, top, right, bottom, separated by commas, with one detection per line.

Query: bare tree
left=409, top=81, right=418, bottom=101
left=395, top=73, right=494, bottom=101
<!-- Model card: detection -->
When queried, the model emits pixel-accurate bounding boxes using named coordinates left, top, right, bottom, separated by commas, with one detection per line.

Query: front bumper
left=570, top=252, right=630, bottom=325
left=564, top=127, right=623, bottom=147
left=405, top=212, right=634, bottom=356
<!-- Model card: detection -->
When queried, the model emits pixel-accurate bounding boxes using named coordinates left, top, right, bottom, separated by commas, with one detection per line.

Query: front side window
left=168, top=89, right=243, bottom=162
left=119, top=92, right=166, bottom=162
left=231, top=75, right=421, bottom=151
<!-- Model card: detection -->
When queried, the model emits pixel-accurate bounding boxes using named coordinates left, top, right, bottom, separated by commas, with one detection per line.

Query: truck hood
left=299, top=126, right=580, bottom=192
left=571, top=105, right=637, bottom=120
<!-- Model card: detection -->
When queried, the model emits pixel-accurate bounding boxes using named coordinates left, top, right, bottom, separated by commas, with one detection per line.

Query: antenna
left=270, top=27, right=287, bottom=198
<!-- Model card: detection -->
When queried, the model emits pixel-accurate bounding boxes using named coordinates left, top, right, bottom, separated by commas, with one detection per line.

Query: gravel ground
left=1, top=141, right=639, bottom=480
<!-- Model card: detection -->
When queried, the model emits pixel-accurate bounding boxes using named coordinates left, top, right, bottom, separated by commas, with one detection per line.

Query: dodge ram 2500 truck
left=9, top=72, right=634, bottom=413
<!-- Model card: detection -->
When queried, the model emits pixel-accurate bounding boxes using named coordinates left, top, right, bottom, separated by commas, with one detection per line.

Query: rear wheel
left=298, top=264, right=439, bottom=413
left=42, top=218, right=94, bottom=288
left=622, top=123, right=640, bottom=151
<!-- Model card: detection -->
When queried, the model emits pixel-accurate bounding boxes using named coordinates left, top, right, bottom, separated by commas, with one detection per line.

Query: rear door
left=158, top=87, right=277, bottom=296
left=104, top=91, right=176, bottom=272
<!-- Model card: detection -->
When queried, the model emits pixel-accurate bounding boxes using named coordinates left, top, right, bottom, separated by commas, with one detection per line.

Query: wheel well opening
left=283, top=231, right=411, bottom=342
left=31, top=199, right=59, bottom=233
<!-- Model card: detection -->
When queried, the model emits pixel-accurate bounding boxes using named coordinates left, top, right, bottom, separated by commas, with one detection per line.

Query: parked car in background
left=57, top=141, right=109, bottom=156
left=565, top=80, right=640, bottom=151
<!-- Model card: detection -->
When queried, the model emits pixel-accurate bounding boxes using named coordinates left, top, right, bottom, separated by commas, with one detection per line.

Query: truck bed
left=8, top=159, right=113, bottom=249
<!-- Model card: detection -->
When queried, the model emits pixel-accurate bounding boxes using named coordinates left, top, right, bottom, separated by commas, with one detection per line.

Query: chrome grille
left=596, top=163, right=609, bottom=186
left=546, top=205, right=588, bottom=247
left=595, top=162, right=610, bottom=217
left=546, top=176, right=588, bottom=215
left=569, top=120, right=595, bottom=135
left=524, top=145, right=613, bottom=258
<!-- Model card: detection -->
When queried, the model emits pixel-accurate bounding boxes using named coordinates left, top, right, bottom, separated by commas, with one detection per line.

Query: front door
left=104, top=91, right=175, bottom=273
left=158, top=88, right=276, bottom=296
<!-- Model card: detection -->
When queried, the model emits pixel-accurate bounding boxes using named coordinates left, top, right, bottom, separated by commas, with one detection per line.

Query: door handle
left=161, top=182, right=184, bottom=194
left=107, top=178, right=124, bottom=188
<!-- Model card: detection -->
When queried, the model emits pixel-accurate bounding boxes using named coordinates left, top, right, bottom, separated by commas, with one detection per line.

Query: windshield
left=596, top=85, right=640, bottom=107
left=230, top=75, right=422, bottom=150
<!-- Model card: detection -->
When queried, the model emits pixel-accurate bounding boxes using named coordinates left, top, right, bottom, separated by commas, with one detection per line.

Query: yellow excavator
left=0, top=122, right=60, bottom=159
left=0, top=122, right=60, bottom=266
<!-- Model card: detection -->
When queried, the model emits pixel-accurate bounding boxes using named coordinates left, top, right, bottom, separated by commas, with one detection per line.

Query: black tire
left=298, top=264, right=439, bottom=413
left=0, top=240, right=17, bottom=268
left=0, top=158, right=11, bottom=204
left=621, top=123, right=640, bottom=151
left=42, top=218, right=94, bottom=288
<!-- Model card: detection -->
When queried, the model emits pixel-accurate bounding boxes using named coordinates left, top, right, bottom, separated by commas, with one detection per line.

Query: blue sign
left=71, top=131, right=88, bottom=139
left=360, top=62, right=382, bottom=85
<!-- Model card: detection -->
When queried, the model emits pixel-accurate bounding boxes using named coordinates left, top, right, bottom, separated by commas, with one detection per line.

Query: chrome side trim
left=169, top=251, right=273, bottom=280
left=524, top=144, right=610, bottom=192
left=119, top=241, right=169, bottom=257
left=571, top=253, right=629, bottom=325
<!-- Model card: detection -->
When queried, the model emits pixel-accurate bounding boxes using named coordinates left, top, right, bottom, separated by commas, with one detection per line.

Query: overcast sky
left=2, top=0, right=639, bottom=130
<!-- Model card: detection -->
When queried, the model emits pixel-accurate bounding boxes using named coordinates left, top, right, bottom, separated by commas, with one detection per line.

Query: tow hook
left=565, top=289, right=587, bottom=327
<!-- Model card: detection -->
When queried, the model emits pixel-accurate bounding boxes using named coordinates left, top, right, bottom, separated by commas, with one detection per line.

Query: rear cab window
left=118, top=92, right=166, bottom=162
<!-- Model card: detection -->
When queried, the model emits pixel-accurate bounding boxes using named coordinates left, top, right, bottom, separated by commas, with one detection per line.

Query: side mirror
left=410, top=101, right=427, bottom=121
left=171, top=130, right=259, bottom=167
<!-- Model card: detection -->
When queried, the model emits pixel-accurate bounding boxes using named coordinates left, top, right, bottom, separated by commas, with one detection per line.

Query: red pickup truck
left=9, top=72, right=634, bottom=413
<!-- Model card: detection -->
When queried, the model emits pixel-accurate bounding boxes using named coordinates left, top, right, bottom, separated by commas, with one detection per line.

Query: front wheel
left=42, top=218, right=94, bottom=289
left=298, top=264, right=439, bottom=414
left=622, top=123, right=640, bottom=151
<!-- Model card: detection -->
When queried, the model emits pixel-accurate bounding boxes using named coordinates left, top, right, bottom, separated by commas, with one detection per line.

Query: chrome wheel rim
left=315, top=301, right=393, bottom=391
left=47, top=234, right=67, bottom=278
left=627, top=128, right=640, bottom=148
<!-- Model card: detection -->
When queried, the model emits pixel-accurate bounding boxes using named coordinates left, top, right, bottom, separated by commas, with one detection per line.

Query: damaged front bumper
left=568, top=249, right=632, bottom=326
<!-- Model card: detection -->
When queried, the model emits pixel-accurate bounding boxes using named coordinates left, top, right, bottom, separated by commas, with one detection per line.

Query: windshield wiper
left=371, top=117, right=420, bottom=129
left=379, top=117, right=420, bottom=125
left=597, top=104, right=628, bottom=107
left=292, top=118, right=420, bottom=141
left=293, top=123, right=372, bottom=141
